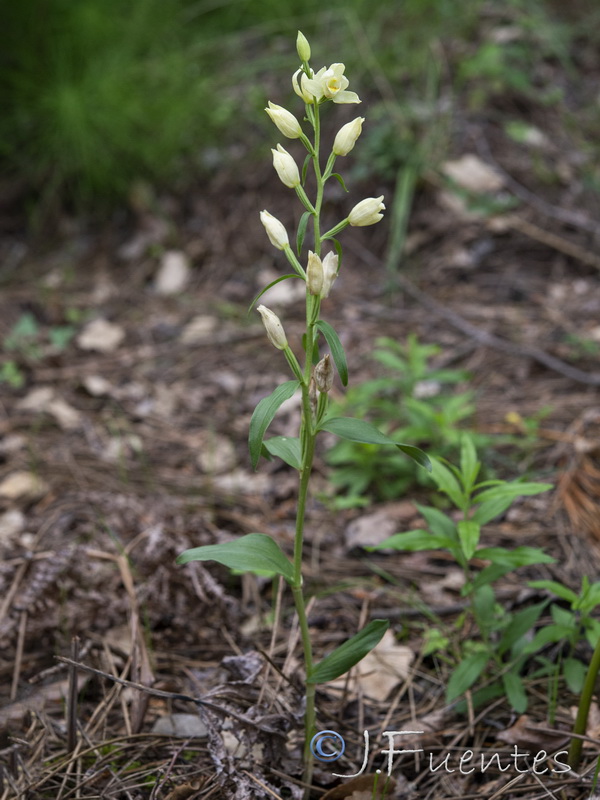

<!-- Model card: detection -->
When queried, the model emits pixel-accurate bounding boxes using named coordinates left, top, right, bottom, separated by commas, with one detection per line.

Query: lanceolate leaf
left=330, top=172, right=349, bottom=192
left=247, top=275, right=302, bottom=314
left=457, top=519, right=480, bottom=560
left=370, top=529, right=456, bottom=552
left=249, top=380, right=300, bottom=470
left=297, top=210, right=312, bottom=256
left=315, top=320, right=348, bottom=386
left=446, top=651, right=489, bottom=701
left=308, top=619, right=389, bottom=684
left=262, top=436, right=302, bottom=470
left=318, top=417, right=431, bottom=471
left=176, top=533, right=294, bottom=583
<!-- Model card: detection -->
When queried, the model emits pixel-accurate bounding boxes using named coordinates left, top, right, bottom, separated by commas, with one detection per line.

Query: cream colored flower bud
left=320, top=251, right=339, bottom=298
left=260, top=210, right=289, bottom=250
left=265, top=101, right=302, bottom=139
left=314, top=354, right=333, bottom=393
left=272, top=144, right=300, bottom=189
left=293, top=67, right=318, bottom=103
left=333, top=117, right=365, bottom=156
left=348, top=196, right=386, bottom=226
left=306, top=251, right=324, bottom=296
left=257, top=305, right=288, bottom=350
left=296, top=31, right=311, bottom=62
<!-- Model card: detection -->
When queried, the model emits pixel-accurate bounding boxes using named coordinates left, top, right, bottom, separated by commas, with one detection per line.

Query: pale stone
left=154, top=250, right=191, bottom=295
left=77, top=319, right=125, bottom=353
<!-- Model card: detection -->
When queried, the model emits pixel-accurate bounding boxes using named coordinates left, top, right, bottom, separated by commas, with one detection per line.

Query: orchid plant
left=177, top=32, right=430, bottom=792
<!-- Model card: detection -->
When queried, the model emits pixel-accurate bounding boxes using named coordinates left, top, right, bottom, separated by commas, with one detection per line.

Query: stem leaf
left=330, top=172, right=349, bottom=192
left=249, top=380, right=300, bottom=470
left=308, top=619, right=389, bottom=684
left=457, top=519, right=480, bottom=560
left=262, top=436, right=302, bottom=470
left=315, top=320, right=348, bottom=386
left=247, top=275, right=302, bottom=315
left=297, top=210, right=312, bottom=257
left=177, top=533, right=294, bottom=583
left=446, top=651, right=489, bottom=701
left=319, top=417, right=431, bottom=471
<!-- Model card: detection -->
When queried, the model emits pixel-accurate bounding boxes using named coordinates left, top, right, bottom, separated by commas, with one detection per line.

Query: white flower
left=348, top=196, right=385, bottom=226
left=260, top=210, right=289, bottom=250
left=304, top=63, right=360, bottom=104
left=320, top=252, right=339, bottom=298
left=271, top=144, right=300, bottom=188
left=306, top=251, right=324, bottom=296
left=257, top=305, right=288, bottom=350
left=333, top=117, right=365, bottom=156
left=293, top=67, right=320, bottom=103
left=265, top=101, right=302, bottom=139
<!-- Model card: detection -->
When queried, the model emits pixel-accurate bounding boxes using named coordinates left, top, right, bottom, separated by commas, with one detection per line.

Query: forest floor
left=2, top=48, right=600, bottom=800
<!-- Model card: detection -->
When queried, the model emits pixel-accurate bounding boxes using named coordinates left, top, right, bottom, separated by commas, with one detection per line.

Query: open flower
left=257, top=305, right=288, bottom=350
left=272, top=144, right=300, bottom=188
left=293, top=67, right=321, bottom=103
left=303, top=63, right=360, bottom=104
left=348, top=196, right=385, bottom=226
left=265, top=101, right=302, bottom=139
left=333, top=117, right=365, bottom=156
left=260, top=210, right=289, bottom=250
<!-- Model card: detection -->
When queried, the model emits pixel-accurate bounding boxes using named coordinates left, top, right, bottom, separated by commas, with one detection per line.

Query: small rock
left=17, top=387, right=55, bottom=411
left=442, top=154, right=504, bottom=194
left=180, top=315, right=218, bottom=345
left=151, top=713, right=208, bottom=738
left=46, top=398, right=82, bottom=430
left=77, top=319, right=125, bottom=353
left=154, top=250, right=191, bottom=295
left=0, top=471, right=49, bottom=503
left=82, top=375, right=113, bottom=397
left=0, top=509, right=26, bottom=545
left=197, top=433, right=237, bottom=474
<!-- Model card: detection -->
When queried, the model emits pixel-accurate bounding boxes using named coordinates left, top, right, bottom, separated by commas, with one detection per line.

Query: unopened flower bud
left=293, top=68, right=317, bottom=103
left=296, top=31, right=311, bottom=62
left=265, top=101, right=302, bottom=139
left=257, top=305, right=288, bottom=350
left=333, top=117, right=365, bottom=156
left=320, top=251, right=339, bottom=298
left=314, top=354, right=334, bottom=393
left=348, top=196, right=385, bottom=226
left=272, top=144, right=300, bottom=188
left=260, top=210, right=289, bottom=250
left=306, top=251, right=324, bottom=296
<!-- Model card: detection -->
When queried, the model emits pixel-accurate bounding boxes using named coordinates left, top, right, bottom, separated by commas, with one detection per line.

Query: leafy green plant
left=0, top=312, right=77, bottom=388
left=176, top=33, right=430, bottom=793
left=526, top=577, right=600, bottom=693
left=325, top=334, right=478, bottom=507
left=370, top=435, right=554, bottom=712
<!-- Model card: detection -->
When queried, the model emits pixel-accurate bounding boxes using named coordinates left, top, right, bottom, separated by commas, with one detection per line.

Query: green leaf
left=522, top=623, right=573, bottom=654
left=471, top=496, right=513, bottom=526
left=315, top=320, right=348, bottom=386
left=330, top=172, right=349, bottom=192
left=472, top=562, right=516, bottom=589
left=416, top=504, right=457, bottom=540
left=430, top=458, right=465, bottom=509
left=460, top=435, right=480, bottom=494
left=249, top=381, right=300, bottom=470
left=476, top=547, right=555, bottom=567
left=301, top=152, right=311, bottom=186
left=497, top=601, right=548, bottom=656
left=447, top=651, right=489, bottom=701
left=297, top=210, right=312, bottom=256
left=308, top=619, right=389, bottom=684
left=370, top=529, right=456, bottom=552
left=474, top=481, right=553, bottom=505
left=176, top=533, right=294, bottom=583
left=318, top=417, right=431, bottom=471
left=563, top=658, right=586, bottom=693
left=330, top=237, right=343, bottom=271
left=262, top=436, right=302, bottom=470
left=458, top=519, right=480, bottom=560
left=247, top=274, right=302, bottom=314
left=527, top=580, right=578, bottom=604
left=502, top=671, right=527, bottom=713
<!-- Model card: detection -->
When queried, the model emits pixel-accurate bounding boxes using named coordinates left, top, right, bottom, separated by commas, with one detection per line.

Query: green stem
left=569, top=633, right=600, bottom=769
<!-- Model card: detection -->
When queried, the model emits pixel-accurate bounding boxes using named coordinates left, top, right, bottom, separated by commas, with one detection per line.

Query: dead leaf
left=180, top=315, right=218, bottom=345
left=328, top=630, right=413, bottom=701
left=496, top=715, right=569, bottom=749
left=345, top=503, right=416, bottom=550
left=442, top=154, right=504, bottom=194
left=151, top=713, right=208, bottom=738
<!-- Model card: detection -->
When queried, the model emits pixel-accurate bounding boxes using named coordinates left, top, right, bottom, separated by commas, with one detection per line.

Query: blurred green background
left=1, top=0, right=598, bottom=219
